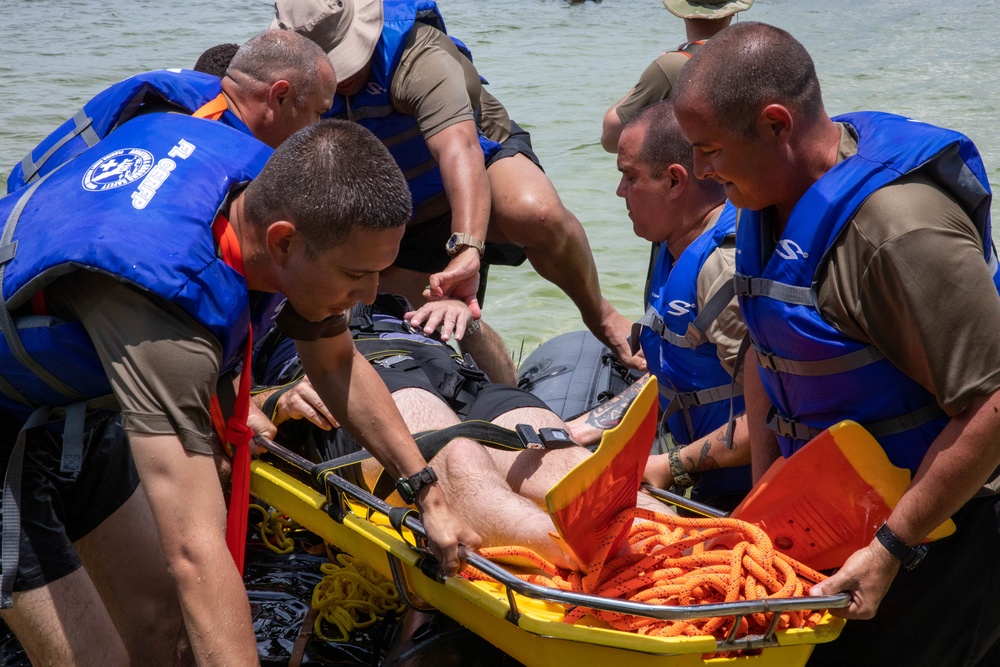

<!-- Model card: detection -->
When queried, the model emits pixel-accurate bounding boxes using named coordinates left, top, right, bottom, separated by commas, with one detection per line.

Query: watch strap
left=396, top=465, right=438, bottom=505
left=875, top=522, right=928, bottom=570
left=446, top=233, right=486, bottom=257
left=668, top=448, right=698, bottom=491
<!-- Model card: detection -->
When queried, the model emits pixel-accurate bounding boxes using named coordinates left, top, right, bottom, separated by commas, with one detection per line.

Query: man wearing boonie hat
left=272, top=0, right=641, bottom=371
left=601, top=0, right=753, bottom=153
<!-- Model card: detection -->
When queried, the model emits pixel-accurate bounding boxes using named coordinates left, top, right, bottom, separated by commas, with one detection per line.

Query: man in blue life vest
left=567, top=101, right=751, bottom=510
left=270, top=0, right=641, bottom=370
left=0, top=118, right=479, bottom=666
left=7, top=30, right=336, bottom=194
left=673, top=22, right=1000, bottom=665
left=600, top=0, right=753, bottom=154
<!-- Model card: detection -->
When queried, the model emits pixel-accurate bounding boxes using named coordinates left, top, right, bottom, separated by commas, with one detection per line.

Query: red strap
left=30, top=291, right=47, bottom=316
left=223, top=334, right=254, bottom=575
left=210, top=213, right=254, bottom=574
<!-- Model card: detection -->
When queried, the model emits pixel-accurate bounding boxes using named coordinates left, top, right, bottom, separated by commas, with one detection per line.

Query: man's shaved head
left=226, top=30, right=330, bottom=107
left=673, top=21, right=825, bottom=137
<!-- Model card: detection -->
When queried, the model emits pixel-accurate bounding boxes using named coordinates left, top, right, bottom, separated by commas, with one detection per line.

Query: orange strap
left=192, top=93, right=229, bottom=121
left=679, top=39, right=706, bottom=59
left=210, top=213, right=255, bottom=575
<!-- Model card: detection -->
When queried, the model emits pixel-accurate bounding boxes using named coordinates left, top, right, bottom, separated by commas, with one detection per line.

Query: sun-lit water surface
left=2, top=0, right=997, bottom=357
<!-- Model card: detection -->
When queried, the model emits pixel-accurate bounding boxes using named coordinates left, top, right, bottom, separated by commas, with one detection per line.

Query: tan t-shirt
left=43, top=271, right=348, bottom=454
left=759, top=123, right=1000, bottom=416
left=696, top=239, right=746, bottom=380
left=391, top=23, right=512, bottom=144
left=615, top=49, right=693, bottom=124
left=45, top=271, right=222, bottom=454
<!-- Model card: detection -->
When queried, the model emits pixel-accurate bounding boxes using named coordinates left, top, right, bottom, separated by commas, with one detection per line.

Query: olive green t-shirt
left=615, top=49, right=692, bottom=124
left=44, top=271, right=348, bottom=454
left=759, top=123, right=1000, bottom=417
left=391, top=22, right=511, bottom=144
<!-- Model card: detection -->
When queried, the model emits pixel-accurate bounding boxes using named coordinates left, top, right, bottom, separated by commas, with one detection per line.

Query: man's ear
left=760, top=104, right=793, bottom=142
left=265, top=220, right=298, bottom=266
left=665, top=163, right=689, bottom=198
left=268, top=80, right=293, bottom=109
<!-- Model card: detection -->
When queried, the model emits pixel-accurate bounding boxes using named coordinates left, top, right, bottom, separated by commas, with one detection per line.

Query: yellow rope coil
left=249, top=503, right=296, bottom=555
left=312, top=552, right=405, bottom=642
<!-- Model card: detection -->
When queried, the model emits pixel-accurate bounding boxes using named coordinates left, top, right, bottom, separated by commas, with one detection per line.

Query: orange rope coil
left=464, top=508, right=828, bottom=639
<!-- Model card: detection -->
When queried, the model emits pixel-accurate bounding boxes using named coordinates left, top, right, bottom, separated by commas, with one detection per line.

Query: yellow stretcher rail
left=249, top=444, right=847, bottom=667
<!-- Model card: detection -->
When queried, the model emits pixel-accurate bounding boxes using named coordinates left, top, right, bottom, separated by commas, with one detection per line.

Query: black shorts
left=0, top=414, right=140, bottom=591
left=392, top=120, right=540, bottom=278
left=302, top=338, right=548, bottom=493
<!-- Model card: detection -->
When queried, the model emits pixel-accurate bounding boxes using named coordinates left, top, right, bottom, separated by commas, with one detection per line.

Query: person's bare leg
left=75, top=484, right=188, bottom=666
left=1, top=569, right=129, bottom=667
left=486, top=154, right=634, bottom=365
left=488, top=406, right=669, bottom=513
left=363, top=388, right=575, bottom=568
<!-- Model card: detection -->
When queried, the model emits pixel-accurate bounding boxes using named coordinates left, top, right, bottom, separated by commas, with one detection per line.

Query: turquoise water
left=2, top=0, right=998, bottom=357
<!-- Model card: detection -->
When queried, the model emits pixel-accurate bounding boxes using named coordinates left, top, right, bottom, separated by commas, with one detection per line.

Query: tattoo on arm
left=692, top=435, right=721, bottom=472
left=584, top=376, right=650, bottom=431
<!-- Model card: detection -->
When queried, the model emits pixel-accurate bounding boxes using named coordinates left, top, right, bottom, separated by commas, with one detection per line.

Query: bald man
left=8, top=30, right=335, bottom=193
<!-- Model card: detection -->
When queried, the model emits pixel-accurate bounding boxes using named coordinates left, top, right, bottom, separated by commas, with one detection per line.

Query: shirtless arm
left=130, top=433, right=259, bottom=666
left=294, top=329, right=481, bottom=574
left=600, top=92, right=631, bottom=153
left=424, top=120, right=491, bottom=316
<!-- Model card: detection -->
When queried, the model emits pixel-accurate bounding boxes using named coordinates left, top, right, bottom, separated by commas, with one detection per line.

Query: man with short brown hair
left=674, top=21, right=1000, bottom=665
left=0, top=118, right=478, bottom=666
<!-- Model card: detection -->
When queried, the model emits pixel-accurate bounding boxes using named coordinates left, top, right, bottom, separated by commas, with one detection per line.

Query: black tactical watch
left=395, top=466, right=439, bottom=505
left=875, top=522, right=928, bottom=571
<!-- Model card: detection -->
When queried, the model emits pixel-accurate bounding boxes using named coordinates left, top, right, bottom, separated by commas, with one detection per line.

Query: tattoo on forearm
left=584, top=376, right=650, bottom=430
left=694, top=438, right=720, bottom=471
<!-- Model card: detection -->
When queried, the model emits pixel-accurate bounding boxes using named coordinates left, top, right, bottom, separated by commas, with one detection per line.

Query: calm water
left=2, top=0, right=998, bottom=357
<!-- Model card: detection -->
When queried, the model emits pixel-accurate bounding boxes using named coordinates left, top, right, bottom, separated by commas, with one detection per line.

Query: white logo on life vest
left=775, top=239, right=809, bottom=260
left=131, top=139, right=196, bottom=210
left=365, top=82, right=386, bottom=95
left=82, top=148, right=154, bottom=191
left=666, top=299, right=695, bottom=316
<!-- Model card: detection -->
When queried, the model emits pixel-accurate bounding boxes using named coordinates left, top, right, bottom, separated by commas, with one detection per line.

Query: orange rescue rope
left=464, top=507, right=827, bottom=640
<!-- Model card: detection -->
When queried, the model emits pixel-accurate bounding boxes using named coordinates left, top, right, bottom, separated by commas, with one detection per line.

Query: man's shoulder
left=851, top=171, right=976, bottom=248
left=399, top=22, right=462, bottom=68
left=652, top=49, right=695, bottom=80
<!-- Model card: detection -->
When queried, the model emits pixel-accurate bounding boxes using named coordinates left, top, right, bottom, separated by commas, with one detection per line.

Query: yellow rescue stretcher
left=249, top=377, right=852, bottom=667
left=249, top=458, right=847, bottom=667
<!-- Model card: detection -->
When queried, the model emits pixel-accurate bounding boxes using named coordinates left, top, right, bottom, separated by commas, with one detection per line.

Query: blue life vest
left=735, top=111, right=996, bottom=473
left=325, top=0, right=502, bottom=214
left=7, top=69, right=251, bottom=194
left=0, top=112, right=281, bottom=420
left=639, top=204, right=751, bottom=500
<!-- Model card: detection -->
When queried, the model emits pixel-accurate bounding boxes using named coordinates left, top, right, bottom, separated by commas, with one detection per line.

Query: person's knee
left=492, top=188, right=570, bottom=249
left=516, top=193, right=567, bottom=238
